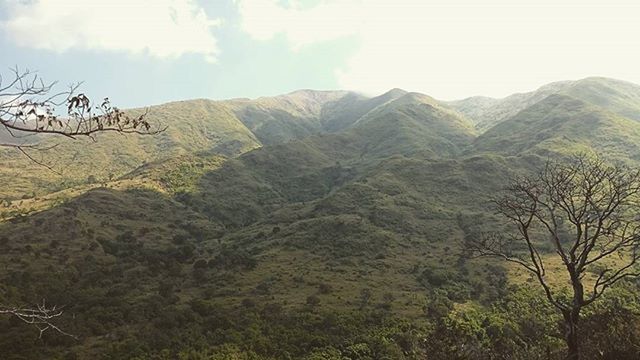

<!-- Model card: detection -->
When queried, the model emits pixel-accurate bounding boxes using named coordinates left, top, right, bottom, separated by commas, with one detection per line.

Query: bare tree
left=468, top=154, right=640, bottom=360
left=0, top=300, right=76, bottom=339
left=0, top=67, right=165, bottom=337
left=0, top=66, right=164, bottom=171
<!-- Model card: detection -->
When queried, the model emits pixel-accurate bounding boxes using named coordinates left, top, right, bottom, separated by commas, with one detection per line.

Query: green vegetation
left=2, top=79, right=640, bottom=358
left=450, top=77, right=640, bottom=132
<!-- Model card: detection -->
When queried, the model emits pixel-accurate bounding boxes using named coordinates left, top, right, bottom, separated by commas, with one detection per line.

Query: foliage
left=3, top=79, right=640, bottom=358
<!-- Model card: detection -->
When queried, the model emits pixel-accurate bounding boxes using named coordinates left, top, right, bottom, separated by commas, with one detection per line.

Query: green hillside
left=0, top=99, right=260, bottom=200
left=2, top=80, right=640, bottom=359
left=473, top=94, right=640, bottom=163
left=0, top=89, right=427, bottom=200
left=318, top=88, right=408, bottom=132
left=227, top=90, right=352, bottom=145
left=450, top=77, right=640, bottom=132
left=348, top=92, right=476, bottom=158
left=561, top=77, right=640, bottom=121
left=449, top=81, right=574, bottom=132
left=183, top=92, right=478, bottom=228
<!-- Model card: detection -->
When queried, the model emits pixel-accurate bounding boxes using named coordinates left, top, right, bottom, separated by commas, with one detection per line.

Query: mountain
left=347, top=92, right=476, bottom=159
left=182, top=91, right=477, bottom=228
left=0, top=99, right=261, bottom=199
left=318, top=88, right=408, bottom=132
left=2, top=78, right=640, bottom=359
left=450, top=77, right=640, bottom=132
left=472, top=94, right=640, bottom=164
left=227, top=90, right=352, bottom=145
left=0, top=88, right=466, bottom=199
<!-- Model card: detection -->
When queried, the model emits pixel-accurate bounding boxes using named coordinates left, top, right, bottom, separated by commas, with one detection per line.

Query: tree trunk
left=562, top=266, right=585, bottom=360
left=563, top=309, right=580, bottom=360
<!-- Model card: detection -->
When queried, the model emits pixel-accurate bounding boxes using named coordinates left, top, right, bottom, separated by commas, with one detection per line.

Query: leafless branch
left=0, top=300, right=77, bottom=339
left=0, top=67, right=166, bottom=168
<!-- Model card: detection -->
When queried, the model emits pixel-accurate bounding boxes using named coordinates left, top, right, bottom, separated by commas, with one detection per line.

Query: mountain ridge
left=449, top=76, right=640, bottom=131
left=3, top=76, right=640, bottom=358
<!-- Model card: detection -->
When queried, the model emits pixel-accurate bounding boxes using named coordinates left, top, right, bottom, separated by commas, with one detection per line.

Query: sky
left=1, top=0, right=640, bottom=108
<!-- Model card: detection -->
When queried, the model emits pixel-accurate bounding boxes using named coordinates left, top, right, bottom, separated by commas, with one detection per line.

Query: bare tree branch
left=0, top=300, right=77, bottom=339
left=0, top=67, right=166, bottom=169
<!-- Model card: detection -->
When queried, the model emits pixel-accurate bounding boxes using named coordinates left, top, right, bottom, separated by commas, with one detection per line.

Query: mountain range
left=2, top=77, right=640, bottom=359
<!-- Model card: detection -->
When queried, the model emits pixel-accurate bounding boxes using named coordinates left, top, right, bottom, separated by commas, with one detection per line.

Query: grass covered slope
left=560, top=77, right=640, bottom=122
left=0, top=99, right=261, bottom=200
left=185, top=92, right=478, bottom=227
left=227, top=90, right=353, bottom=145
left=0, top=88, right=423, bottom=200
left=348, top=92, right=476, bottom=159
left=473, top=94, right=640, bottom=163
left=0, top=155, right=517, bottom=359
left=2, top=79, right=640, bottom=358
left=450, top=77, right=640, bottom=132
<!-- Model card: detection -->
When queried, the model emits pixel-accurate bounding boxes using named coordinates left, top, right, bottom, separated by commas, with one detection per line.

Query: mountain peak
left=382, top=88, right=408, bottom=98
left=283, top=89, right=351, bottom=101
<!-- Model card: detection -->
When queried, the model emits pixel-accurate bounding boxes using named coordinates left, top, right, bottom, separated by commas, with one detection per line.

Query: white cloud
left=237, top=0, right=640, bottom=99
left=236, top=0, right=361, bottom=50
left=1, top=0, right=221, bottom=61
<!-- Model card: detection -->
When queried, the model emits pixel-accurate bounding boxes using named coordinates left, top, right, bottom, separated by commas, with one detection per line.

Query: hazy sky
left=1, top=0, right=639, bottom=108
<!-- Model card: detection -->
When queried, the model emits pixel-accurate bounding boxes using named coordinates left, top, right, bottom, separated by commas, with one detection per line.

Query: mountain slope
left=187, top=92, right=478, bottom=227
left=472, top=94, right=640, bottom=163
left=227, top=90, right=352, bottom=145
left=348, top=92, right=476, bottom=159
left=0, top=99, right=261, bottom=199
left=450, top=77, right=640, bottom=132
left=3, top=80, right=640, bottom=358
left=560, top=77, right=640, bottom=121
left=318, top=88, right=408, bottom=132
left=0, top=88, right=414, bottom=199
